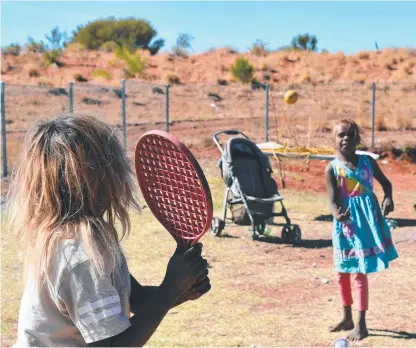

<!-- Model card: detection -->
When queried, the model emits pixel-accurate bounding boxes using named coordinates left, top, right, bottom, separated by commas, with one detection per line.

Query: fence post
left=371, top=82, right=376, bottom=148
left=265, top=83, right=269, bottom=142
left=1, top=82, right=7, bottom=177
left=121, top=79, right=127, bottom=150
left=165, top=85, right=170, bottom=133
left=68, top=81, right=73, bottom=113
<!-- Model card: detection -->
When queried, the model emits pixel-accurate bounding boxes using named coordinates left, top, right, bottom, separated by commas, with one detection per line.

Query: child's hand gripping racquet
left=135, top=130, right=213, bottom=251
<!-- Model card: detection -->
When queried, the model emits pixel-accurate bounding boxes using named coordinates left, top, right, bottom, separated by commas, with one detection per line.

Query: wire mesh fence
left=1, top=80, right=415, bottom=177
left=269, top=83, right=372, bottom=148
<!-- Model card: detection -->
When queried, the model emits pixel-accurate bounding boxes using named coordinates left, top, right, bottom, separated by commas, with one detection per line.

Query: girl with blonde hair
left=9, top=114, right=210, bottom=347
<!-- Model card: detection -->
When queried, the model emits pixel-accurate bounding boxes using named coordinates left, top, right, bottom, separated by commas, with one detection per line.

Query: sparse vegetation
left=28, top=69, right=40, bottom=77
left=25, top=38, right=47, bottom=53
left=395, top=114, right=414, bottom=130
left=354, top=75, right=366, bottom=84
left=231, top=57, right=254, bottom=84
left=357, top=51, right=370, bottom=60
left=376, top=115, right=387, bottom=131
left=3, top=43, right=21, bottom=56
left=73, top=73, right=88, bottom=82
left=250, top=39, right=269, bottom=57
left=37, top=80, right=53, bottom=87
left=166, top=73, right=181, bottom=85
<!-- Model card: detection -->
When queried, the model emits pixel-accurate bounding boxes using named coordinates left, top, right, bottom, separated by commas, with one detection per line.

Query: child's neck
left=337, top=150, right=358, bottom=164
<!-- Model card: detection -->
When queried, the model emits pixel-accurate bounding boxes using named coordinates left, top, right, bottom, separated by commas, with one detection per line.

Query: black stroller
left=210, top=130, right=301, bottom=242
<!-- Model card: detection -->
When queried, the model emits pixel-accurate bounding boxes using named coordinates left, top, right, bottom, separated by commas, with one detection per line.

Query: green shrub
left=231, top=57, right=254, bottom=84
left=115, top=46, right=145, bottom=77
left=91, top=69, right=112, bottom=80
left=44, top=49, right=64, bottom=67
left=71, top=17, right=164, bottom=55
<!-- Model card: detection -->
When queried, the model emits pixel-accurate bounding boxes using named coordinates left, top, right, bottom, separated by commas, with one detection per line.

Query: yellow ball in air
left=284, top=90, right=298, bottom=104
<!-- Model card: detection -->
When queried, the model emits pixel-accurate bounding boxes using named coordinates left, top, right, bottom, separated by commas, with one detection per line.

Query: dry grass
left=375, top=115, right=387, bottom=131
left=2, top=158, right=416, bottom=347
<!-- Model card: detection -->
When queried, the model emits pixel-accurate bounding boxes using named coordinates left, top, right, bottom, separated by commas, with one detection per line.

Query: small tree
left=172, top=33, right=194, bottom=56
left=45, top=27, right=68, bottom=51
left=250, top=39, right=269, bottom=56
left=231, top=57, right=254, bottom=84
left=291, top=33, right=318, bottom=52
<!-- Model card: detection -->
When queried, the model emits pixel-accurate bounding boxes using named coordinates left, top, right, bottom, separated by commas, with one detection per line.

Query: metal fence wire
left=1, top=80, right=415, bottom=177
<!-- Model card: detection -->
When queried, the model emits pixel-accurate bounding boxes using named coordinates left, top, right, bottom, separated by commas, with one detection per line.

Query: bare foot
left=329, top=319, right=354, bottom=332
left=347, top=325, right=369, bottom=341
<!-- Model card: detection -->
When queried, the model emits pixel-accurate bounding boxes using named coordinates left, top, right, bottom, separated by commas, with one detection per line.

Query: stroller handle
left=213, top=130, right=250, bottom=153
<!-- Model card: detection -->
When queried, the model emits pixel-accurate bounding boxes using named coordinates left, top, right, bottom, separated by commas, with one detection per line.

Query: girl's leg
left=329, top=273, right=354, bottom=332
left=347, top=273, right=369, bottom=341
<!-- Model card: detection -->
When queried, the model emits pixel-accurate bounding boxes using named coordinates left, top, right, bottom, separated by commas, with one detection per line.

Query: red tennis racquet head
left=135, top=130, right=213, bottom=250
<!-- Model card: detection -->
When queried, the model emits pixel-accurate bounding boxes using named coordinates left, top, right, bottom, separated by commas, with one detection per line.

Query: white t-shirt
left=14, top=239, right=132, bottom=347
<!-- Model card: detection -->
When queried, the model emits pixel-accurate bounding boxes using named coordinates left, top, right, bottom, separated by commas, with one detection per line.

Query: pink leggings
left=337, top=273, right=369, bottom=311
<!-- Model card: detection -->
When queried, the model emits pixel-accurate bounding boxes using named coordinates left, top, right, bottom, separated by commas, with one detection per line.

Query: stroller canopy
left=218, top=137, right=277, bottom=198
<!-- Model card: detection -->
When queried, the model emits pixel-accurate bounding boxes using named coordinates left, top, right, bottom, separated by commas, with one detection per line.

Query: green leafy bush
left=115, top=45, right=145, bottom=77
left=231, top=57, right=254, bottom=84
left=72, top=17, right=164, bottom=55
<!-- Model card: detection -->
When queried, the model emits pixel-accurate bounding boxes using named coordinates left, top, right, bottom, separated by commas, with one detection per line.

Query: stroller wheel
left=291, top=224, right=302, bottom=241
left=251, top=223, right=259, bottom=240
left=210, top=217, right=224, bottom=237
left=251, top=222, right=265, bottom=240
left=256, top=222, right=266, bottom=234
left=281, top=224, right=301, bottom=243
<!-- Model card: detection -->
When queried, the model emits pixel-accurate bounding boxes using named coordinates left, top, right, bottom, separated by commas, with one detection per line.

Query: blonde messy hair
left=7, top=113, right=141, bottom=285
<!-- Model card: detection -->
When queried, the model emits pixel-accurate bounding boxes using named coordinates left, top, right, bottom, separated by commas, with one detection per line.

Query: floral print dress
left=331, top=155, right=398, bottom=274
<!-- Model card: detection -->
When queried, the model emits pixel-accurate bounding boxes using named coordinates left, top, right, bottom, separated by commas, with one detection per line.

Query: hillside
left=1, top=47, right=415, bottom=87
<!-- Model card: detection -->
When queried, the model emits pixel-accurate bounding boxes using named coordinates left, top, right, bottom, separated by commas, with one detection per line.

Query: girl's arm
left=325, top=163, right=350, bottom=221
left=88, top=245, right=208, bottom=347
left=129, top=269, right=210, bottom=314
left=368, top=156, right=394, bottom=215
left=368, top=156, right=393, bottom=198
left=88, top=281, right=181, bottom=347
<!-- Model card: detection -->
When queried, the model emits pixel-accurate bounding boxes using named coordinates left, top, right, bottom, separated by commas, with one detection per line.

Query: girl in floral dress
left=325, top=119, right=398, bottom=341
